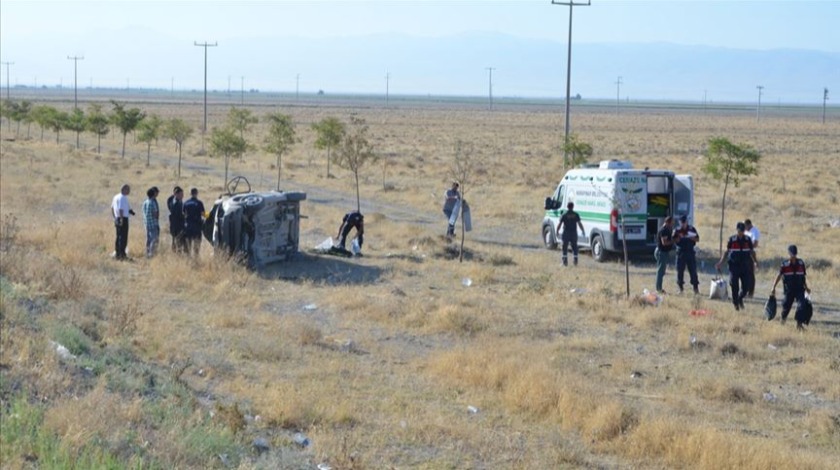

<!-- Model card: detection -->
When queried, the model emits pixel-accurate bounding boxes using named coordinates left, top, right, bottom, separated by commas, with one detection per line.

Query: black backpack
left=764, top=295, right=777, bottom=321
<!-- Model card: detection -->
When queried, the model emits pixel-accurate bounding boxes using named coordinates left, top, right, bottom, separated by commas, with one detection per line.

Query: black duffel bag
left=764, top=295, right=777, bottom=321
left=795, top=296, right=813, bottom=325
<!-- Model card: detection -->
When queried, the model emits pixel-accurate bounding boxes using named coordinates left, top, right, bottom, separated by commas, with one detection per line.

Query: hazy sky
left=1, top=0, right=838, bottom=97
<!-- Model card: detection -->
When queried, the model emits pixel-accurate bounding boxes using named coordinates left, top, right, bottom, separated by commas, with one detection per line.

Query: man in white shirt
left=744, top=219, right=760, bottom=297
left=111, top=184, right=135, bottom=260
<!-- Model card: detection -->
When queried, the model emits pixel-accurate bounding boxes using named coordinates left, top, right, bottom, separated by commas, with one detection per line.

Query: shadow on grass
left=258, top=252, right=384, bottom=285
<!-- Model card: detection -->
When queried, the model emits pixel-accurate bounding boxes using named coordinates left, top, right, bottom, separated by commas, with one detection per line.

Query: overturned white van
left=542, top=160, right=693, bottom=261
left=203, top=177, right=306, bottom=268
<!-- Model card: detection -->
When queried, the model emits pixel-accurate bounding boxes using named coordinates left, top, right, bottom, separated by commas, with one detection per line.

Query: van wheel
left=591, top=234, right=607, bottom=262
left=543, top=225, right=558, bottom=250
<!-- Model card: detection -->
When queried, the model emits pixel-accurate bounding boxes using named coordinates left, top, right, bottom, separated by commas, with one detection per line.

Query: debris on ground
left=762, top=392, right=777, bottom=402
left=293, top=432, right=310, bottom=447
left=462, top=278, right=473, bottom=287
left=303, top=304, right=318, bottom=311
left=633, top=289, right=662, bottom=307
left=252, top=437, right=270, bottom=454
left=630, top=371, right=644, bottom=379
left=689, top=309, right=713, bottom=316
left=49, top=340, right=76, bottom=361
left=467, top=405, right=479, bottom=414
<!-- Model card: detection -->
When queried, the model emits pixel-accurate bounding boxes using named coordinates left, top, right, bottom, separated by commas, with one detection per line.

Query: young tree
left=137, top=114, right=163, bottom=166
left=64, top=108, right=87, bottom=149
left=563, top=134, right=594, bottom=167
left=209, top=126, right=247, bottom=187
left=110, top=100, right=145, bottom=158
left=335, top=116, right=378, bottom=212
left=18, top=101, right=33, bottom=139
left=30, top=105, right=54, bottom=141
left=702, top=137, right=761, bottom=255
left=263, top=112, right=297, bottom=191
left=311, top=117, right=346, bottom=178
left=226, top=107, right=258, bottom=159
left=5, top=100, right=23, bottom=137
left=44, top=107, right=68, bottom=144
left=163, top=118, right=193, bottom=179
left=450, top=140, right=484, bottom=263
left=86, top=103, right=110, bottom=153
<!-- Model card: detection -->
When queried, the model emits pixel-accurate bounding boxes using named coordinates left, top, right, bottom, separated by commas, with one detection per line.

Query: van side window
left=555, top=185, right=565, bottom=210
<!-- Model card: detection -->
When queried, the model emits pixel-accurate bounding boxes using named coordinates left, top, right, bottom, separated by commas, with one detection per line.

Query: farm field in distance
left=1, top=91, right=839, bottom=469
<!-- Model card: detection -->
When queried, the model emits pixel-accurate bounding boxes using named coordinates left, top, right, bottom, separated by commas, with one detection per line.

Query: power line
left=194, top=41, right=218, bottom=151
left=67, top=56, right=84, bottom=109
left=615, top=76, right=623, bottom=114
left=485, top=67, right=495, bottom=110
left=756, top=85, right=764, bottom=122
left=385, top=72, right=390, bottom=105
left=1, top=61, right=13, bottom=100
left=551, top=0, right=591, bottom=170
left=823, top=87, right=829, bottom=124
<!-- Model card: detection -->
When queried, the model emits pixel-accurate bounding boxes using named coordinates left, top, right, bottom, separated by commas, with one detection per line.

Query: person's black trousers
left=676, top=252, right=699, bottom=290
left=115, top=218, right=129, bottom=259
left=729, top=269, right=748, bottom=306
left=339, top=222, right=363, bottom=249
left=781, top=288, right=806, bottom=320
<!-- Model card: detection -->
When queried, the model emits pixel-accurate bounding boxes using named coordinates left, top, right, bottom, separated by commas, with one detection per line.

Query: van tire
left=543, top=225, right=558, bottom=250
left=591, top=234, right=607, bottom=262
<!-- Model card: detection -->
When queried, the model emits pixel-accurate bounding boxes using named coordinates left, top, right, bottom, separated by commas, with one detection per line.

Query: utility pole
left=385, top=72, right=390, bottom=105
left=194, top=41, right=218, bottom=151
left=1, top=61, right=12, bottom=100
left=67, top=55, right=84, bottom=109
left=823, top=88, right=829, bottom=124
left=296, top=73, right=300, bottom=101
left=171, top=77, right=174, bottom=97
left=227, top=75, right=231, bottom=97
left=703, top=89, right=707, bottom=114
left=551, top=0, right=591, bottom=170
left=485, top=67, right=495, bottom=110
left=756, top=85, right=764, bottom=122
left=240, top=76, right=244, bottom=105
left=615, top=76, right=622, bottom=114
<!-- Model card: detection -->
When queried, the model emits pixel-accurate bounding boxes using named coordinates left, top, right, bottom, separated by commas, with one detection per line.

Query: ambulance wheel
left=591, top=234, right=607, bottom=262
left=543, top=225, right=558, bottom=250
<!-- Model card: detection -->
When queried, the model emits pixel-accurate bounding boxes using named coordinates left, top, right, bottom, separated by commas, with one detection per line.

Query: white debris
left=304, top=304, right=318, bottom=311
left=49, top=340, right=76, bottom=360
left=762, top=392, right=777, bottom=402
left=462, top=278, right=473, bottom=287
left=467, top=405, right=479, bottom=414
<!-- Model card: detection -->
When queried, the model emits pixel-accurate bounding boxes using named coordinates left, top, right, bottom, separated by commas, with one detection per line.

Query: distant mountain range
left=7, top=30, right=839, bottom=103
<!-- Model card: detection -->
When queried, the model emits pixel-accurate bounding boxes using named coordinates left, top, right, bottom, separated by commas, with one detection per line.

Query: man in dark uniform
left=771, top=245, right=810, bottom=328
left=336, top=210, right=364, bottom=256
left=654, top=216, right=675, bottom=294
left=182, top=187, right=205, bottom=258
left=556, top=202, right=585, bottom=266
left=715, top=222, right=758, bottom=311
left=167, top=186, right=186, bottom=253
left=673, top=215, right=700, bottom=294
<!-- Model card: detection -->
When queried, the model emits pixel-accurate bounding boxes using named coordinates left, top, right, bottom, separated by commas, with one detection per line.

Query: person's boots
left=573, top=256, right=578, bottom=266
left=562, top=256, right=568, bottom=267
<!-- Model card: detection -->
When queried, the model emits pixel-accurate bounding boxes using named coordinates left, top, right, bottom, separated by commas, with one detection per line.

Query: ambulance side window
left=556, top=185, right=566, bottom=212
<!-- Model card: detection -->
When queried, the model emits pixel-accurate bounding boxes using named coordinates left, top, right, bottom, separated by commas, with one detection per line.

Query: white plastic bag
left=350, top=238, right=361, bottom=255
left=709, top=277, right=729, bottom=300
left=315, top=237, right=334, bottom=253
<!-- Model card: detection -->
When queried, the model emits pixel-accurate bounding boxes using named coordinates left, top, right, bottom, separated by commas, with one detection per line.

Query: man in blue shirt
left=183, top=187, right=205, bottom=258
left=142, top=186, right=160, bottom=258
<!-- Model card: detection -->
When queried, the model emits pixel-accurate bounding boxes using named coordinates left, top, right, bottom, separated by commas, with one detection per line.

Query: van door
left=674, top=175, right=694, bottom=225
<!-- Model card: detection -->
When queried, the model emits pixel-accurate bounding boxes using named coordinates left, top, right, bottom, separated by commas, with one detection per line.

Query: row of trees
left=2, top=99, right=378, bottom=210
left=208, top=107, right=376, bottom=210
left=1, top=99, right=194, bottom=176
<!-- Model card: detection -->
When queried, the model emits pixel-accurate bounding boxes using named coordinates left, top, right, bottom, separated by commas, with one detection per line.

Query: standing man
left=335, top=210, right=364, bottom=257
left=673, top=215, right=700, bottom=294
left=167, top=186, right=186, bottom=253
left=771, top=245, right=810, bottom=329
left=182, top=188, right=205, bottom=258
left=715, top=222, right=758, bottom=311
left=744, top=219, right=760, bottom=298
left=442, top=181, right=460, bottom=238
left=142, top=186, right=160, bottom=258
left=654, top=216, right=675, bottom=294
left=556, top=202, right=585, bottom=267
left=111, top=184, right=135, bottom=261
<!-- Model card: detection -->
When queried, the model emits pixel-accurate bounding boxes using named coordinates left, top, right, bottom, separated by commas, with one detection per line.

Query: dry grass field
left=1, top=95, right=839, bottom=469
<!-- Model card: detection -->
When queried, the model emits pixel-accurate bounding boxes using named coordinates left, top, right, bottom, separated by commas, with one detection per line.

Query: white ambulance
left=542, top=160, right=693, bottom=261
